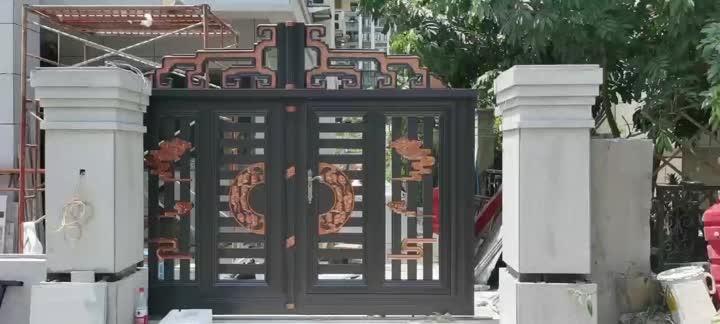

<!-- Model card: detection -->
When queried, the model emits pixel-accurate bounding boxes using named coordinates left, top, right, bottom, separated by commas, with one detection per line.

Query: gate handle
left=307, top=169, right=325, bottom=204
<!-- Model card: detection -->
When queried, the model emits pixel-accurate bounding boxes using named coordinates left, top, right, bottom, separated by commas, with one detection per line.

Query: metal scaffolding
left=4, top=4, right=239, bottom=252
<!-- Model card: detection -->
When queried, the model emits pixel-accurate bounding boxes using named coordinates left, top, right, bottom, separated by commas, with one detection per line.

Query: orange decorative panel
left=305, top=25, right=447, bottom=89
left=387, top=238, right=438, bottom=260
left=318, top=163, right=355, bottom=235
left=155, top=25, right=277, bottom=89
left=228, top=163, right=266, bottom=234
left=390, top=137, right=435, bottom=182
left=145, top=137, right=193, bottom=182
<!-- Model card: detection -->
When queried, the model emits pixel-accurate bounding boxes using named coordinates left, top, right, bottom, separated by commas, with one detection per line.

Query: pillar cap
left=494, top=65, right=602, bottom=131
left=31, top=67, right=150, bottom=133
left=31, top=67, right=151, bottom=108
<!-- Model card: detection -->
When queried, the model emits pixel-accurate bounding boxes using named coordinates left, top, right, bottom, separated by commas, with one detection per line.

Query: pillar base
left=499, top=268, right=598, bottom=324
left=29, top=268, right=147, bottom=324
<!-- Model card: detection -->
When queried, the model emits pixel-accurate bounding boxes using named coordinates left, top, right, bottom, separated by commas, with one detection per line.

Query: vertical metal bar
left=18, top=6, right=28, bottom=252
left=358, top=15, right=363, bottom=49
left=307, top=110, right=320, bottom=286
left=163, top=119, right=176, bottom=281
left=179, top=119, right=191, bottom=281
left=56, top=33, right=60, bottom=66
left=439, top=115, right=449, bottom=284
left=197, top=109, right=215, bottom=291
left=295, top=104, right=309, bottom=303
left=202, top=5, right=209, bottom=49
left=366, top=112, right=386, bottom=289
left=283, top=104, right=297, bottom=307
left=268, top=106, right=286, bottom=298
left=276, top=23, right=288, bottom=88
left=33, top=102, right=40, bottom=221
left=406, top=118, right=418, bottom=280
left=278, top=23, right=307, bottom=89
left=147, top=110, right=160, bottom=284
left=455, top=99, right=476, bottom=312
left=370, top=15, right=376, bottom=50
left=220, top=24, right=224, bottom=48
left=655, top=188, right=666, bottom=271
left=422, top=117, right=434, bottom=280
left=391, top=117, right=402, bottom=280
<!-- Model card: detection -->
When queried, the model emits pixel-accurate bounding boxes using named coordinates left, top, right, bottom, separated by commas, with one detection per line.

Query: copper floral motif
left=228, top=163, right=266, bottom=234
left=318, top=163, right=355, bottom=235
left=145, top=137, right=193, bottom=182
left=149, top=238, right=192, bottom=261
left=387, top=238, right=438, bottom=260
left=390, top=137, right=435, bottom=182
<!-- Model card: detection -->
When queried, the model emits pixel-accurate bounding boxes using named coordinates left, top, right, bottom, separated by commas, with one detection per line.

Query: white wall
left=0, top=0, right=40, bottom=252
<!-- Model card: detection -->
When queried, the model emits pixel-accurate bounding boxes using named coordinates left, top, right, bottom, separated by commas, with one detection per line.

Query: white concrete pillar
left=30, top=67, right=149, bottom=273
left=495, top=65, right=602, bottom=324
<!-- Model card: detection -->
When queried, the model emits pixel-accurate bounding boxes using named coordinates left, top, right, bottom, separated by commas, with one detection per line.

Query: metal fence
left=652, top=182, right=720, bottom=272
left=476, top=169, right=502, bottom=208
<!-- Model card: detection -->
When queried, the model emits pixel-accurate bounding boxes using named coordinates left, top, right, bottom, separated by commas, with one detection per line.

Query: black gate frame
left=146, top=23, right=476, bottom=316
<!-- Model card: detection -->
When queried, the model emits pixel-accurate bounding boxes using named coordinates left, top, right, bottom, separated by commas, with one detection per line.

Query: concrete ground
left=154, top=316, right=498, bottom=323
left=151, top=291, right=500, bottom=323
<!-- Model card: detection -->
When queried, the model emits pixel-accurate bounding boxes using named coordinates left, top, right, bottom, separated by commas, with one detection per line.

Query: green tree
left=362, top=0, right=720, bottom=148
left=701, top=23, right=720, bottom=129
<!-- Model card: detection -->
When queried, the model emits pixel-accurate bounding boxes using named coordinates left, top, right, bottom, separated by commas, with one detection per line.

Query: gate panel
left=216, top=112, right=269, bottom=282
left=292, top=100, right=473, bottom=315
left=147, top=99, right=291, bottom=315
left=147, top=113, right=199, bottom=283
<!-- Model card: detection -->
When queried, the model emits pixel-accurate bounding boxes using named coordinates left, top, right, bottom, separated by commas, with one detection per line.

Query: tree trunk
left=601, top=68, right=621, bottom=138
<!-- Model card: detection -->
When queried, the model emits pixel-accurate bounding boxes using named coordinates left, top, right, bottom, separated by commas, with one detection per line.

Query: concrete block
left=502, top=127, right=591, bottom=274
left=42, top=129, right=145, bottom=273
left=499, top=268, right=598, bottom=324
left=160, top=309, right=213, bottom=324
left=0, top=255, right=46, bottom=324
left=107, top=268, right=148, bottom=324
left=31, top=68, right=149, bottom=273
left=27, top=268, right=147, bottom=324
left=29, top=281, right=108, bottom=324
left=71, top=270, right=95, bottom=283
left=590, top=138, right=654, bottom=324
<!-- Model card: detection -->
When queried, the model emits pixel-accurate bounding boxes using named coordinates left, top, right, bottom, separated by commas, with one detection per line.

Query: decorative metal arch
left=304, top=25, right=446, bottom=89
left=152, top=23, right=447, bottom=90
left=154, top=24, right=277, bottom=89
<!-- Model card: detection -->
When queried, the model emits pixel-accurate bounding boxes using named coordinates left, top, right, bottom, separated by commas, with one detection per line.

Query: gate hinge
left=286, top=235, right=296, bottom=249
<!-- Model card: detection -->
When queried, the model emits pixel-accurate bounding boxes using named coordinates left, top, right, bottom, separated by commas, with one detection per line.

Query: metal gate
left=145, top=23, right=475, bottom=316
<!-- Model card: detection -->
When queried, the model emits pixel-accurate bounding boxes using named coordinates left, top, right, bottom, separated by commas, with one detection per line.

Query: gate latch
left=307, top=169, right=324, bottom=204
